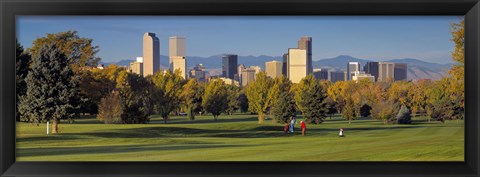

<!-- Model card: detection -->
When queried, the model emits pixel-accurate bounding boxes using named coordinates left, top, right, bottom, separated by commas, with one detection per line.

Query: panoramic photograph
left=15, top=16, right=464, bottom=161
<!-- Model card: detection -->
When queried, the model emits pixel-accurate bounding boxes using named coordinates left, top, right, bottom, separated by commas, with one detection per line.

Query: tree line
left=16, top=19, right=464, bottom=133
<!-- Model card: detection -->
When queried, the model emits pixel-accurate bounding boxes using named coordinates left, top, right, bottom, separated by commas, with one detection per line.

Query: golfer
left=301, top=120, right=307, bottom=136
left=289, top=116, right=296, bottom=133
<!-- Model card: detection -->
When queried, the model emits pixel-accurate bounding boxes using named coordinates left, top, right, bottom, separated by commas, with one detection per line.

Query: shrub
left=97, top=92, right=123, bottom=124
left=360, top=104, right=372, bottom=117
left=395, top=105, right=412, bottom=124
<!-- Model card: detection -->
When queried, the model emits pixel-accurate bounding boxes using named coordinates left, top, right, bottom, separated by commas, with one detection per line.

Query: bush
left=97, top=92, right=123, bottom=124
left=359, top=104, right=372, bottom=117
left=395, top=105, right=412, bottom=124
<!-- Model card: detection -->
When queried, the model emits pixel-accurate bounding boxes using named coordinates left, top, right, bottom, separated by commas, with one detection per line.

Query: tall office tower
left=282, top=53, right=288, bottom=77
left=241, top=68, right=256, bottom=87
left=170, top=56, right=187, bottom=79
left=143, top=32, right=160, bottom=76
left=288, top=48, right=307, bottom=83
left=364, top=62, right=379, bottom=81
left=288, top=37, right=312, bottom=83
left=169, top=36, right=186, bottom=57
left=378, top=62, right=395, bottom=82
left=298, top=36, right=313, bottom=74
left=330, top=71, right=347, bottom=83
left=265, top=60, right=282, bottom=79
left=394, top=63, right=408, bottom=81
left=169, top=36, right=186, bottom=79
left=237, top=64, right=245, bottom=82
left=313, top=68, right=329, bottom=80
left=222, top=54, right=238, bottom=79
left=347, top=62, right=360, bottom=80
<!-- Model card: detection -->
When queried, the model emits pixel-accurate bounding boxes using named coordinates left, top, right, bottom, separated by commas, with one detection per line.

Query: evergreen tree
left=237, top=91, right=249, bottom=113
left=16, top=40, right=31, bottom=122
left=395, top=105, right=412, bottom=124
left=18, top=43, right=77, bottom=133
left=295, top=75, right=328, bottom=124
left=272, top=91, right=296, bottom=123
left=225, top=85, right=240, bottom=115
left=360, top=104, right=372, bottom=118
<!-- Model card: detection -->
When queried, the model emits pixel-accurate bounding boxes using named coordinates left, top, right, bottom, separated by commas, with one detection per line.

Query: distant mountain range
left=101, top=55, right=453, bottom=81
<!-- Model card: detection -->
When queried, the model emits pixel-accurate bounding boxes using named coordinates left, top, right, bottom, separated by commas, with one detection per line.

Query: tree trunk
left=52, top=119, right=59, bottom=134
left=348, top=119, right=351, bottom=124
left=258, top=113, right=265, bottom=124
left=384, top=119, right=387, bottom=125
left=188, top=107, right=195, bottom=121
left=164, top=117, right=168, bottom=124
left=214, top=115, right=218, bottom=121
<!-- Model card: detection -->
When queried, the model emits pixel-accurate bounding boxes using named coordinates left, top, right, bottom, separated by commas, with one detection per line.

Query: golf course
left=16, top=113, right=464, bottom=161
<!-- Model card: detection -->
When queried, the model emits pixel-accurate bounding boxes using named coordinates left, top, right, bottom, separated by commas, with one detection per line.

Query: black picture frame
left=1, top=0, right=479, bottom=176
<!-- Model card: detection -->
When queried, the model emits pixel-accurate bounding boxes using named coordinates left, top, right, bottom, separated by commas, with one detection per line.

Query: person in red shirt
left=301, top=120, right=307, bottom=136
left=284, top=121, right=289, bottom=134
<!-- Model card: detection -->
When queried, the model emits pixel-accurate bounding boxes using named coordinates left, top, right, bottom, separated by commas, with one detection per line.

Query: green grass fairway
left=16, top=114, right=464, bottom=161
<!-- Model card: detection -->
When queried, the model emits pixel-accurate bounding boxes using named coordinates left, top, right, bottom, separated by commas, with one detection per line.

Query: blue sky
left=17, top=16, right=461, bottom=64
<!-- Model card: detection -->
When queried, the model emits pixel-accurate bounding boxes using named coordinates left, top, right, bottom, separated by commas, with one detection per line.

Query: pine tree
left=16, top=40, right=31, bottom=122
left=272, top=91, right=296, bottom=123
left=18, top=43, right=77, bottom=133
left=295, top=75, right=328, bottom=124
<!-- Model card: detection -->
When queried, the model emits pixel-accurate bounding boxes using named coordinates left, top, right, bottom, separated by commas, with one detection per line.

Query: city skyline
left=17, top=16, right=461, bottom=64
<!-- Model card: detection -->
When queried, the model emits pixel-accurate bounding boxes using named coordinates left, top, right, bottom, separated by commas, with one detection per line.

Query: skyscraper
left=282, top=53, right=288, bottom=77
left=237, top=64, right=245, bottom=82
left=241, top=68, right=256, bottom=87
left=170, top=56, right=187, bottom=79
left=287, top=36, right=313, bottom=84
left=298, top=36, right=313, bottom=74
left=143, top=32, right=160, bottom=76
left=394, top=63, right=408, bottom=81
left=364, top=62, right=379, bottom=81
left=169, top=36, right=186, bottom=57
left=330, top=71, right=347, bottom=83
left=265, top=60, right=282, bottom=79
left=288, top=48, right=307, bottom=83
left=169, top=36, right=187, bottom=79
left=222, top=54, right=238, bottom=80
left=347, top=62, right=360, bottom=80
left=313, top=68, right=329, bottom=80
left=378, top=62, right=395, bottom=82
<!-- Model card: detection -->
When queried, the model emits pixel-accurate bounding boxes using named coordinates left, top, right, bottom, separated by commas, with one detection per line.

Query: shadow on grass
left=17, top=143, right=248, bottom=158
left=64, top=126, right=287, bottom=139
left=150, top=117, right=258, bottom=124
left=18, top=124, right=428, bottom=143
left=16, top=135, right=85, bottom=143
